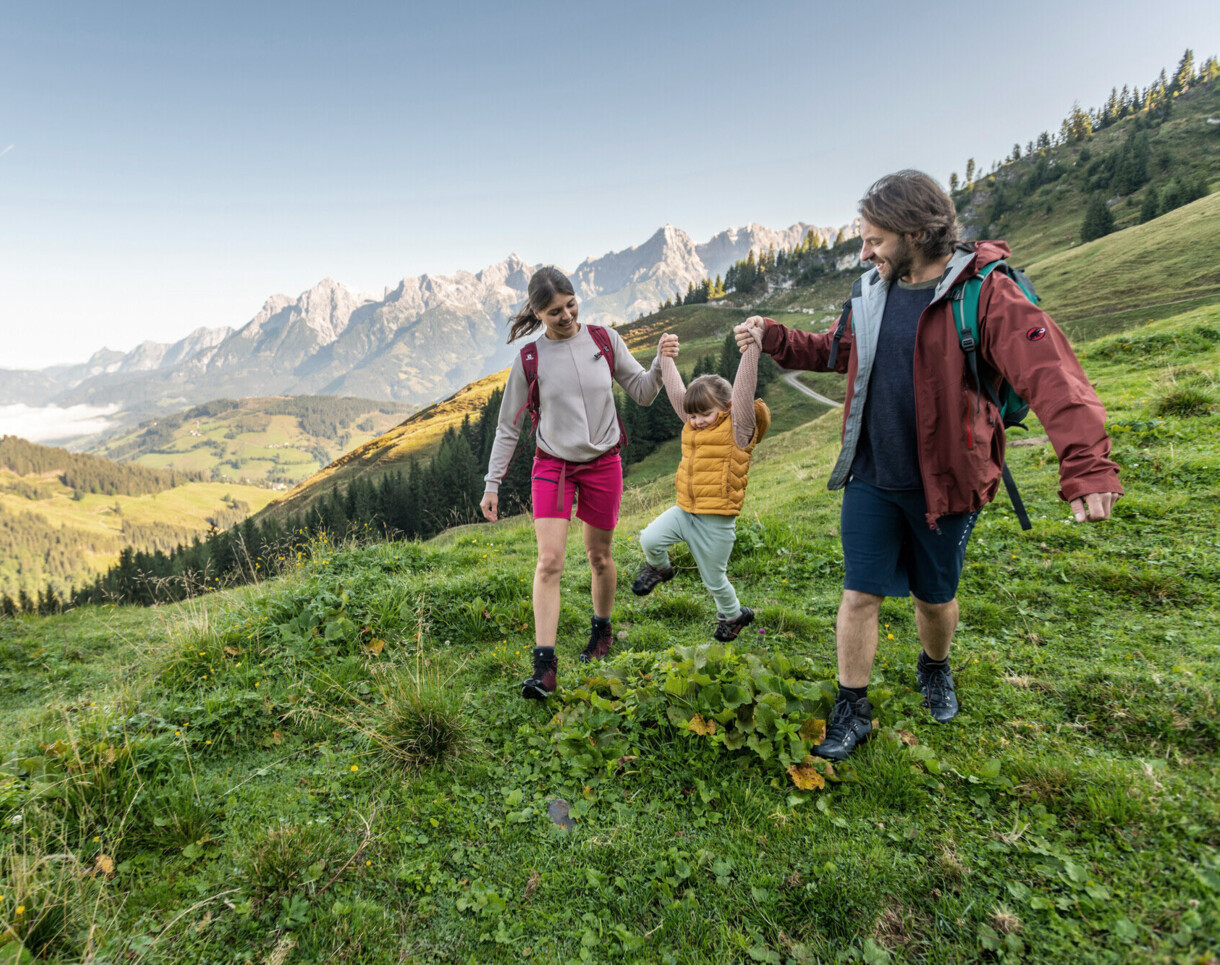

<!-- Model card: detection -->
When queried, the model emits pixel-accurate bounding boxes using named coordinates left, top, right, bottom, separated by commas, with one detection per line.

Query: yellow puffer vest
left=675, top=400, right=771, bottom=516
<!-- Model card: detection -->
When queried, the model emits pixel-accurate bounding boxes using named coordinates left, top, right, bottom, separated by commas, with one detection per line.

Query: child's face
left=688, top=404, right=727, bottom=430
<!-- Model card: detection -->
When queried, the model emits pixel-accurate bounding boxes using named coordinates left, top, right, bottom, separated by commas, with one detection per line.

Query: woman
left=480, top=266, right=678, bottom=699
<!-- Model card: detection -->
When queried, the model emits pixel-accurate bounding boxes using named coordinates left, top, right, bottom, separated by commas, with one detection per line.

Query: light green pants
left=639, top=506, right=741, bottom=619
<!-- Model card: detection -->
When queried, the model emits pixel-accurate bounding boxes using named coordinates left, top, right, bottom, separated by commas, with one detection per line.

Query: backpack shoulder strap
left=585, top=324, right=628, bottom=452
left=827, top=297, right=853, bottom=369
left=950, top=261, right=1003, bottom=413
left=587, top=324, right=615, bottom=375
left=514, top=341, right=541, bottom=430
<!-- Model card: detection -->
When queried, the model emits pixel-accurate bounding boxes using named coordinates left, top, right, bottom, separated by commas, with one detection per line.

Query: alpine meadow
left=2, top=51, right=1219, bottom=965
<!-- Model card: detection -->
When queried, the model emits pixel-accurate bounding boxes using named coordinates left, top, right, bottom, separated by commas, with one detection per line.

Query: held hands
left=480, top=492, right=498, bottom=523
left=1070, top=491, right=1119, bottom=524
left=734, top=316, right=766, bottom=353
left=658, top=333, right=680, bottom=358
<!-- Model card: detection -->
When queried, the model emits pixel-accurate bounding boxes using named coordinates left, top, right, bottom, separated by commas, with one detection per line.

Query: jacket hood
left=969, top=240, right=1013, bottom=267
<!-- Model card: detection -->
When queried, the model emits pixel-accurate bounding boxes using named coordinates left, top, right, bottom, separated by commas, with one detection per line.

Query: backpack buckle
left=960, top=334, right=976, bottom=352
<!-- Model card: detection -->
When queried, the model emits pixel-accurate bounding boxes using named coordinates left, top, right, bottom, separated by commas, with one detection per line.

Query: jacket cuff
left=1058, top=472, right=1123, bottom=503
left=760, top=318, right=781, bottom=353
left=484, top=481, right=501, bottom=495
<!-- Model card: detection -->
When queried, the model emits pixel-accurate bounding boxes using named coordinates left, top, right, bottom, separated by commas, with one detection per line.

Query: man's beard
left=879, top=237, right=916, bottom=281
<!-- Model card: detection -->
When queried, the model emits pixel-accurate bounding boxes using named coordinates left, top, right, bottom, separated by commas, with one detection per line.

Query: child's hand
left=658, top=333, right=680, bottom=358
left=734, top=317, right=765, bottom=353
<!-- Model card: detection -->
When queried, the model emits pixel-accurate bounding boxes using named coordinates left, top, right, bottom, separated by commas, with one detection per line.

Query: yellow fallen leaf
left=800, top=718, right=827, bottom=743
left=688, top=714, right=716, bottom=736
left=366, top=638, right=386, bottom=655
left=94, top=853, right=115, bottom=876
left=223, top=646, right=241, bottom=657
left=787, top=762, right=826, bottom=791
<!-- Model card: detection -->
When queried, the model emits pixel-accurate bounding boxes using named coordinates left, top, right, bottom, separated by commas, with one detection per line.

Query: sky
left=2, top=0, right=1217, bottom=370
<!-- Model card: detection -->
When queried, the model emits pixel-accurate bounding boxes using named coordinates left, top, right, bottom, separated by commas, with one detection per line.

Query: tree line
left=0, top=435, right=204, bottom=496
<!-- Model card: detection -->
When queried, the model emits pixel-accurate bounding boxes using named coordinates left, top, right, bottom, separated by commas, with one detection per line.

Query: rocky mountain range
left=0, top=220, right=852, bottom=422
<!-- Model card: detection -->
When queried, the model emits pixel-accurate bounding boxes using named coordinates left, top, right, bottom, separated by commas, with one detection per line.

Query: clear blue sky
left=2, top=0, right=1216, bottom=368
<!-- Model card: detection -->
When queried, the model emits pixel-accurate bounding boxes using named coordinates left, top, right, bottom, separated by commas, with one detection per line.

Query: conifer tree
left=1080, top=194, right=1115, bottom=242
left=1140, top=186, right=1160, bottom=223
left=965, top=158, right=976, bottom=184
left=1171, top=49, right=1195, bottom=95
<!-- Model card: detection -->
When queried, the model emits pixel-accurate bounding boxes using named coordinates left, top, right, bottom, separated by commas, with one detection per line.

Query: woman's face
left=538, top=291, right=579, bottom=339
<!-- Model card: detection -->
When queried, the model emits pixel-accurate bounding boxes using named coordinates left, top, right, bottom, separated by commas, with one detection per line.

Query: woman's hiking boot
left=522, top=647, right=557, bottom=700
left=578, top=618, right=613, bottom=664
left=713, top=606, right=755, bottom=642
left=631, top=562, right=674, bottom=596
left=812, top=696, right=873, bottom=760
left=916, top=655, right=959, bottom=723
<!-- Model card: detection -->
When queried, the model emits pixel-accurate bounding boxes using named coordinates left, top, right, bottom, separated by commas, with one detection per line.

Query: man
left=735, top=170, right=1121, bottom=760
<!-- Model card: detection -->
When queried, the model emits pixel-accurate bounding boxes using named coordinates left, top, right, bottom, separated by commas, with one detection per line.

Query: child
left=632, top=328, right=769, bottom=641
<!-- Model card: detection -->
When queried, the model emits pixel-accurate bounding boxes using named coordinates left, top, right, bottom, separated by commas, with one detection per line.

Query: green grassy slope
left=0, top=476, right=277, bottom=598
left=2, top=300, right=1217, bottom=963
left=91, top=396, right=413, bottom=489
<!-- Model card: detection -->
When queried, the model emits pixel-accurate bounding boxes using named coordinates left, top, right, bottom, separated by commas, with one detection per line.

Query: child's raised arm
left=660, top=342, right=688, bottom=423
left=731, top=330, right=763, bottom=447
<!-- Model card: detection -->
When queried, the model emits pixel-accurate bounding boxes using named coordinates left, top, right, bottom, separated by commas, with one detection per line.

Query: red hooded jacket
left=761, top=241, right=1122, bottom=527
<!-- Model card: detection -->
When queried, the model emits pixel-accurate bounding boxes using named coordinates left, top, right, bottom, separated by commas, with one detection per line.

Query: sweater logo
left=1026, top=326, right=1047, bottom=342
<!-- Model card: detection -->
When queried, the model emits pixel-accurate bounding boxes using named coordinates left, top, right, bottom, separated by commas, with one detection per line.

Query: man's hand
left=658, top=333, right=679, bottom=358
left=480, top=492, right=499, bottom=523
left=1069, top=491, right=1119, bottom=523
left=734, top=316, right=765, bottom=354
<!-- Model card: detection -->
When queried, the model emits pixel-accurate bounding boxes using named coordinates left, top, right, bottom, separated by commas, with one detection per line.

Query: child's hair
left=508, top=266, right=576, bottom=342
left=684, top=374, right=733, bottom=415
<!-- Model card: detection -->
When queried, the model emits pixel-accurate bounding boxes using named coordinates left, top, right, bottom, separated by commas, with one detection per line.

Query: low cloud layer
left=0, top=404, right=121, bottom=444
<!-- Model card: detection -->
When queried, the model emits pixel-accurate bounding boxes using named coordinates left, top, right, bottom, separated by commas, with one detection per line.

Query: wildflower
left=16, top=906, right=25, bottom=916
left=365, top=859, right=372, bottom=866
left=93, top=836, right=100, bottom=842
left=350, top=764, right=359, bottom=773
left=175, top=730, right=181, bottom=736
left=887, top=633, right=894, bottom=640
left=205, top=740, right=212, bottom=745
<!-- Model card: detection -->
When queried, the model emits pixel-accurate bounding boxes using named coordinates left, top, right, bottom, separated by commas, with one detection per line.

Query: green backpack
left=949, top=259, right=1039, bottom=530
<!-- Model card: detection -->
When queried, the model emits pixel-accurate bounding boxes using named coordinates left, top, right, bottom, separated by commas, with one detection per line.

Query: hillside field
left=1, top=294, right=1217, bottom=962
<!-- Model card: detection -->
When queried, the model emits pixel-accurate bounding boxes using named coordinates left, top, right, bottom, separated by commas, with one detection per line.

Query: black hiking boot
left=812, top=696, right=873, bottom=761
left=522, top=647, right=557, bottom=700
left=916, top=656, right=959, bottom=723
left=631, top=561, right=675, bottom=596
left=578, top=618, right=613, bottom=664
left=713, top=606, right=755, bottom=642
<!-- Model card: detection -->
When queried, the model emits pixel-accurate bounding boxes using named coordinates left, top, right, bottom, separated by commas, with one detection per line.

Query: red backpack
left=512, top=324, right=628, bottom=456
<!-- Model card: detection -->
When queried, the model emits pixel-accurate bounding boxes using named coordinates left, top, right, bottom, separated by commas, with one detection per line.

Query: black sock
left=918, top=652, right=949, bottom=670
left=591, top=615, right=611, bottom=629
left=837, top=683, right=868, bottom=705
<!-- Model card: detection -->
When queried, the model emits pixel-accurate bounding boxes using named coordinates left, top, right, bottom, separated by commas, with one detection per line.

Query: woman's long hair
left=508, top=266, right=576, bottom=342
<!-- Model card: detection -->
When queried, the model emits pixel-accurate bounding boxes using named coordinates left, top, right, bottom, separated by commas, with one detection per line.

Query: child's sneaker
left=713, top=606, right=754, bottom=642
left=578, top=619, right=613, bottom=664
left=522, top=647, right=557, bottom=700
left=631, top=562, right=674, bottom=596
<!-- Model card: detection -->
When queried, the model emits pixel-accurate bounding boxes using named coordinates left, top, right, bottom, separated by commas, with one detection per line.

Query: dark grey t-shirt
left=850, top=276, right=939, bottom=491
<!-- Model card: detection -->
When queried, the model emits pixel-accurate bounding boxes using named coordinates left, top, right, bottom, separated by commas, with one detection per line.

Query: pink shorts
left=531, top=449, right=623, bottom=530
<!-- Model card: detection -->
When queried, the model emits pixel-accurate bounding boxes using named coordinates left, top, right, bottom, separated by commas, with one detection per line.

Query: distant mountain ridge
left=0, top=221, right=851, bottom=420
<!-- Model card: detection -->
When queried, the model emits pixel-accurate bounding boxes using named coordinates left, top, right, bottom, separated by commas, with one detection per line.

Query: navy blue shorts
left=840, top=480, right=979, bottom=603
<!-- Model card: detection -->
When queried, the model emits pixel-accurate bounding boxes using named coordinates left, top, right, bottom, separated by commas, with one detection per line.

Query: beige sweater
left=484, top=325, right=663, bottom=493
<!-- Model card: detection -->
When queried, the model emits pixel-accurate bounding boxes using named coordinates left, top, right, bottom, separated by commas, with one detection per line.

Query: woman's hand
left=734, top=316, right=766, bottom=353
left=480, top=492, right=499, bottom=523
left=658, top=333, right=680, bottom=358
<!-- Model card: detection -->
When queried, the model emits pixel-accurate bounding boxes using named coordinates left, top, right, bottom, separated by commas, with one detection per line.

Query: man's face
left=859, top=218, right=916, bottom=282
